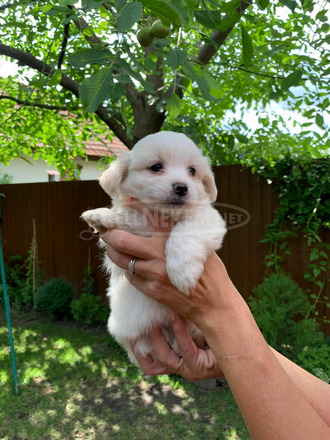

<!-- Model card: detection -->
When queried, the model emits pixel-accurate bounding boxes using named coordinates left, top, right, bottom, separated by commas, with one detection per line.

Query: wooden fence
left=0, top=165, right=329, bottom=335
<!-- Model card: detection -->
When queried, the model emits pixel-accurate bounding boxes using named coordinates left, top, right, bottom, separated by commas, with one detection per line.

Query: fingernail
left=169, top=310, right=176, bottom=321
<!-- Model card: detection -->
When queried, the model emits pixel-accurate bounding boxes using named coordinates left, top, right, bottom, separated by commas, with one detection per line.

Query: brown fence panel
left=215, top=165, right=329, bottom=335
left=0, top=165, right=329, bottom=335
left=0, top=180, right=110, bottom=302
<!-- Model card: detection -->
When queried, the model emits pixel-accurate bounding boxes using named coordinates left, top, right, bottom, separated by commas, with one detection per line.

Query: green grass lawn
left=0, top=310, right=249, bottom=440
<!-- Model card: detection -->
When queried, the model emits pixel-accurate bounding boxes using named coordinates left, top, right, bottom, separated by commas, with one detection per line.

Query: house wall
left=0, top=156, right=104, bottom=184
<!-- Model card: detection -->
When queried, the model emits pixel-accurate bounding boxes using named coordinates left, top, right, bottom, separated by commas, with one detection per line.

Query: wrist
left=191, top=256, right=246, bottom=331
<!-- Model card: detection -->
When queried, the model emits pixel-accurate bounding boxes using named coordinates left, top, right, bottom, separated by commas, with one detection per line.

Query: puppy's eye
left=188, top=167, right=196, bottom=176
left=149, top=163, right=163, bottom=173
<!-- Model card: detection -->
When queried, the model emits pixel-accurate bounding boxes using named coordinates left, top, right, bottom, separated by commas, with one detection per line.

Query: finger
left=131, top=341, right=172, bottom=376
left=171, top=315, right=200, bottom=362
left=105, top=245, right=131, bottom=269
left=125, top=272, right=163, bottom=302
left=106, top=246, right=150, bottom=278
left=149, top=326, right=182, bottom=370
left=106, top=245, right=159, bottom=285
left=125, top=198, right=174, bottom=234
left=171, top=315, right=224, bottom=379
left=100, top=229, right=155, bottom=260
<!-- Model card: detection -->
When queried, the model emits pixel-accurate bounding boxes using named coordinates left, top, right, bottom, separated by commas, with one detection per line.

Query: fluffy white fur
left=81, top=131, right=226, bottom=364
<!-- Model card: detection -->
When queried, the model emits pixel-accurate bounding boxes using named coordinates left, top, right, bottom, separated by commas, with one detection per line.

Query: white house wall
left=0, top=156, right=103, bottom=184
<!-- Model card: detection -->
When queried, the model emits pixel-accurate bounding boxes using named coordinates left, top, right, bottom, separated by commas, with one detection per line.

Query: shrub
left=35, top=278, right=73, bottom=320
left=297, top=344, right=330, bottom=379
left=0, top=253, right=44, bottom=309
left=70, top=293, right=108, bottom=326
left=81, top=267, right=94, bottom=296
left=0, top=255, right=30, bottom=309
left=249, top=272, right=325, bottom=363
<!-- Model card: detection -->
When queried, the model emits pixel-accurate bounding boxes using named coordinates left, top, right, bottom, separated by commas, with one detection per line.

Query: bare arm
left=271, top=347, right=330, bottom=428
left=100, top=201, right=330, bottom=440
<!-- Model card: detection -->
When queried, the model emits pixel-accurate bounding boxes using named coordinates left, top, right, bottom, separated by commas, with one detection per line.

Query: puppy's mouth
left=165, top=196, right=187, bottom=207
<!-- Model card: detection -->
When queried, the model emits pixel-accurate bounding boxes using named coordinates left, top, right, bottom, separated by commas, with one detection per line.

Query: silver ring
left=128, top=257, right=136, bottom=275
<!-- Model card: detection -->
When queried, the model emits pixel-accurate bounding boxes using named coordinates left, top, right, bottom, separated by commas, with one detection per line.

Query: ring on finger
left=128, top=257, right=137, bottom=275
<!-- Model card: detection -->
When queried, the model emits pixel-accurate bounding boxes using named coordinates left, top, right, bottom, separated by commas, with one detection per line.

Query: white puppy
left=82, top=131, right=226, bottom=364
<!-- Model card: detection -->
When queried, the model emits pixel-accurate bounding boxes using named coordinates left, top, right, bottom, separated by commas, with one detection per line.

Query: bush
left=0, top=253, right=44, bottom=309
left=249, top=272, right=325, bottom=363
left=35, top=278, right=73, bottom=320
left=70, top=293, right=108, bottom=326
left=298, top=344, right=330, bottom=379
left=0, top=255, right=30, bottom=309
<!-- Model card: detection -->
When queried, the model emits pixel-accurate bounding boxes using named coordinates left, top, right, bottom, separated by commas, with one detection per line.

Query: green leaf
left=67, top=49, right=113, bottom=68
left=194, top=10, right=222, bottom=29
left=166, top=94, right=183, bottom=120
left=117, top=1, right=142, bottom=31
left=279, top=0, right=297, bottom=12
left=115, top=0, right=127, bottom=9
left=217, top=12, right=240, bottom=31
left=220, top=0, right=241, bottom=13
left=40, top=4, right=53, bottom=12
left=83, top=27, right=96, bottom=37
left=79, top=67, right=114, bottom=112
left=256, top=0, right=269, bottom=9
left=166, top=48, right=187, bottom=70
left=117, top=57, right=153, bottom=92
left=315, top=113, right=325, bottom=129
left=59, top=0, right=76, bottom=4
left=310, top=251, right=319, bottom=261
left=49, top=70, right=62, bottom=86
left=81, top=0, right=103, bottom=12
left=235, top=134, right=249, bottom=143
left=241, top=25, right=253, bottom=67
left=281, top=70, right=303, bottom=91
left=141, top=0, right=181, bottom=26
left=183, top=64, right=222, bottom=101
left=170, top=0, right=189, bottom=25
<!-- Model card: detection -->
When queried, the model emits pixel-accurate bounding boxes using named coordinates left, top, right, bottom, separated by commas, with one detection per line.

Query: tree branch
left=167, top=0, right=252, bottom=99
left=0, top=43, right=132, bottom=147
left=145, top=45, right=164, bottom=97
left=196, top=0, right=252, bottom=66
left=68, top=5, right=106, bottom=47
left=58, top=21, right=70, bottom=70
left=0, top=94, right=79, bottom=110
left=228, top=64, right=285, bottom=80
left=101, top=2, right=117, bottom=18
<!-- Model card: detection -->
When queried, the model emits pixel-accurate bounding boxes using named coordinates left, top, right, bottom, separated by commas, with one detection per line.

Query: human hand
left=132, top=313, right=224, bottom=382
left=100, top=199, right=241, bottom=327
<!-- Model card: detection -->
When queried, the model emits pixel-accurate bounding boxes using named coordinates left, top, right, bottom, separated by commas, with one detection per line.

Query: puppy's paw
left=166, top=257, right=204, bottom=295
left=81, top=208, right=116, bottom=232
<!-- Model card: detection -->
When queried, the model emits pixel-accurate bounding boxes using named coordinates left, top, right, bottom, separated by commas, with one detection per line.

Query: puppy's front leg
left=166, top=229, right=208, bottom=295
left=166, top=209, right=226, bottom=295
left=81, top=208, right=117, bottom=232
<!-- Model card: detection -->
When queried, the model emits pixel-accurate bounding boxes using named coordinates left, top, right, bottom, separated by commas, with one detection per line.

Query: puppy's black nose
left=173, top=183, right=188, bottom=197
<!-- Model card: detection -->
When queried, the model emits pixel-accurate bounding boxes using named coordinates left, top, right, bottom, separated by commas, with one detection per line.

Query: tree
left=0, top=0, right=329, bottom=172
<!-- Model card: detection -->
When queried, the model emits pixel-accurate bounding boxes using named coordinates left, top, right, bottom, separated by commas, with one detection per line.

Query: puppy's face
left=100, top=132, right=217, bottom=213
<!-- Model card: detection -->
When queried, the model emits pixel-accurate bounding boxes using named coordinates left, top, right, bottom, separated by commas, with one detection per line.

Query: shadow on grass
left=0, top=310, right=248, bottom=440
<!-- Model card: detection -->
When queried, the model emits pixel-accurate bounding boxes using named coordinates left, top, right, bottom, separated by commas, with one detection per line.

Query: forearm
left=197, top=288, right=330, bottom=440
left=272, top=348, right=330, bottom=427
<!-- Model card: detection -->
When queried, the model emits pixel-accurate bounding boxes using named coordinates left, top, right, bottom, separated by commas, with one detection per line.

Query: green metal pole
left=0, top=194, right=19, bottom=394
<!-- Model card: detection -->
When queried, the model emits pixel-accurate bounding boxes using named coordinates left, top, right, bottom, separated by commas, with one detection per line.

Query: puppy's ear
left=99, top=152, right=130, bottom=197
left=203, top=171, right=218, bottom=202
